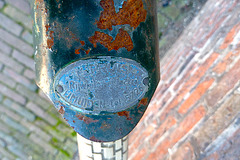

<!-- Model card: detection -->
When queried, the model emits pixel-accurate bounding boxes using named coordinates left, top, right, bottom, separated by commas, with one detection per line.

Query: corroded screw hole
left=56, top=85, right=64, bottom=93
left=143, top=77, right=149, bottom=86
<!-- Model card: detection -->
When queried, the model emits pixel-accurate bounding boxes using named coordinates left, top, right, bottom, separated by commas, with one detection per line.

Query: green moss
left=71, top=131, right=77, bottom=137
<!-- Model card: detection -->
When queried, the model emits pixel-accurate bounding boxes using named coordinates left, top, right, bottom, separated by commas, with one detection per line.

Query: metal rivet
left=143, top=77, right=149, bottom=86
left=56, top=85, right=64, bottom=93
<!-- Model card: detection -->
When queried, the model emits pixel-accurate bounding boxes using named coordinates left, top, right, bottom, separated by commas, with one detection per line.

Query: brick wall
left=129, top=0, right=240, bottom=159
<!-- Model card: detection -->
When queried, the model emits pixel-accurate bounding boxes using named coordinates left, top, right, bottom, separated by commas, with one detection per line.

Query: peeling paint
left=117, top=111, right=132, bottom=120
left=97, top=0, right=147, bottom=30
left=138, top=97, right=148, bottom=108
left=89, top=28, right=133, bottom=51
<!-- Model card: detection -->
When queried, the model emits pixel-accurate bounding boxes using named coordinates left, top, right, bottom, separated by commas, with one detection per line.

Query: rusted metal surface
left=31, top=0, right=160, bottom=142
left=89, top=29, right=133, bottom=51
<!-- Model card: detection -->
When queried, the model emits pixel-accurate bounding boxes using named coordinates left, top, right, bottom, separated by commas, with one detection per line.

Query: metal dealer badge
left=55, top=56, right=149, bottom=114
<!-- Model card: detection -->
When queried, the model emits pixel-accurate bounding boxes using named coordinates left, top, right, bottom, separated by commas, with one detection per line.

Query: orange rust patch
left=80, top=41, right=85, bottom=46
left=117, top=111, right=132, bottom=120
left=75, top=47, right=91, bottom=55
left=58, top=106, right=65, bottom=114
left=45, top=24, right=50, bottom=32
left=86, top=48, right=91, bottom=55
left=47, top=39, right=54, bottom=49
left=75, top=114, right=99, bottom=124
left=75, top=49, right=81, bottom=54
left=46, top=30, right=54, bottom=49
left=138, top=98, right=148, bottom=108
left=89, top=28, right=133, bottom=51
left=97, top=0, right=147, bottom=30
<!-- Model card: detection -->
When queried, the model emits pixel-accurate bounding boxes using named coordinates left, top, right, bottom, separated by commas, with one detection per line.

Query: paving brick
left=0, top=72, right=16, bottom=88
left=213, top=50, right=240, bottom=75
left=3, top=98, right=36, bottom=122
left=1, top=114, right=29, bottom=134
left=21, top=30, right=33, bottom=44
left=12, top=131, right=46, bottom=157
left=0, top=83, right=26, bottom=105
left=159, top=53, right=219, bottom=121
left=0, top=138, right=6, bottom=147
left=0, top=1, right=4, bottom=9
left=7, top=144, right=28, bottom=160
left=219, top=23, right=240, bottom=50
left=0, top=51, right=24, bottom=73
left=23, top=68, right=35, bottom=80
left=133, top=147, right=147, bottom=160
left=5, top=0, right=31, bottom=14
left=147, top=105, right=206, bottom=159
left=194, top=94, right=240, bottom=152
left=26, top=102, right=57, bottom=126
left=63, top=139, right=77, bottom=153
left=0, top=28, right=33, bottom=56
left=16, top=84, right=51, bottom=110
left=0, top=40, right=12, bottom=55
left=203, top=116, right=240, bottom=160
left=0, top=13, right=23, bottom=36
left=0, top=104, right=22, bottom=122
left=12, top=49, right=35, bottom=70
left=0, top=93, right=2, bottom=102
left=45, top=125, right=66, bottom=142
left=0, top=146, right=16, bottom=160
left=149, top=116, right=177, bottom=147
left=178, top=78, right=214, bottom=114
left=206, top=59, right=240, bottom=107
left=170, top=142, right=196, bottom=160
left=3, top=67, right=37, bottom=91
left=29, top=133, right=57, bottom=154
left=56, top=123, right=73, bottom=137
left=0, top=63, right=3, bottom=71
left=3, top=5, right=32, bottom=30
left=0, top=119, right=12, bottom=134
left=20, top=119, right=52, bottom=141
left=0, top=130, right=17, bottom=144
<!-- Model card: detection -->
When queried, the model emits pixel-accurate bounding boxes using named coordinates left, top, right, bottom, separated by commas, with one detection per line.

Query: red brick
left=203, top=152, right=219, bottom=160
left=213, top=51, right=240, bottom=74
left=159, top=53, right=218, bottom=121
left=197, top=16, right=227, bottom=48
left=220, top=23, right=240, bottom=50
left=206, top=59, right=240, bottom=107
left=170, top=142, right=195, bottom=160
left=149, top=116, right=177, bottom=147
left=178, top=78, right=214, bottom=114
left=132, top=147, right=147, bottom=160
left=129, top=126, right=144, bottom=153
left=174, top=63, right=198, bottom=91
left=148, top=105, right=206, bottom=159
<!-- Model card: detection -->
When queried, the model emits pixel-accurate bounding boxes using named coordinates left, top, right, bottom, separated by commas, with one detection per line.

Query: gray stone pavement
left=0, top=0, right=207, bottom=159
left=0, top=0, right=77, bottom=159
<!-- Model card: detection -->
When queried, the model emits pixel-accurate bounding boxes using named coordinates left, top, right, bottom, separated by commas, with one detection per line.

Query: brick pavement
left=129, top=0, right=240, bottom=159
left=0, top=0, right=77, bottom=159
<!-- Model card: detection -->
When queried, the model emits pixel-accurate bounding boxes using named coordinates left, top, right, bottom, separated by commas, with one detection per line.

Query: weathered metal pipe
left=30, top=0, right=160, bottom=142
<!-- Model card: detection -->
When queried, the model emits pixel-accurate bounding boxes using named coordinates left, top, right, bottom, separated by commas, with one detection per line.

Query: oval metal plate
left=54, top=56, right=148, bottom=114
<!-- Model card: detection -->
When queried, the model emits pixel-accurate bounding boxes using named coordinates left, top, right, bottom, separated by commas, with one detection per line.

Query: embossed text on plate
left=54, top=56, right=148, bottom=114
